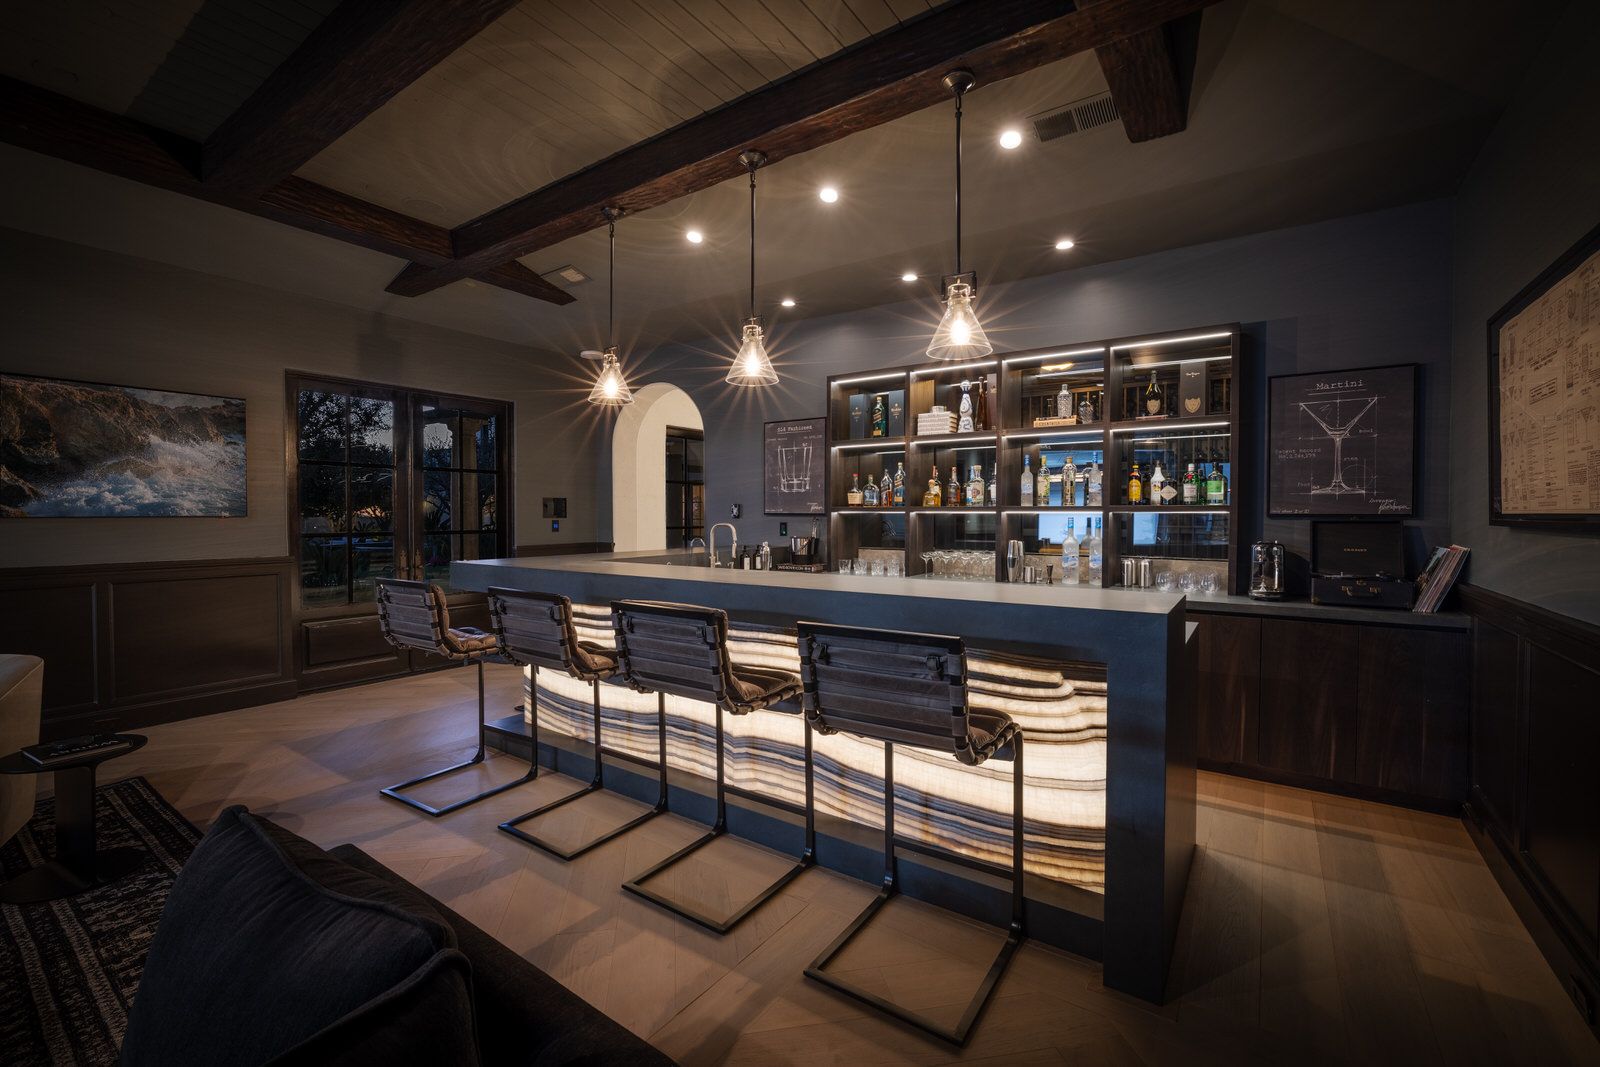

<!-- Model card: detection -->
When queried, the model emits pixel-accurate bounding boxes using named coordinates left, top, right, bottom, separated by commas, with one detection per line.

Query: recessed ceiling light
left=781, top=297, right=796, bottom=307
left=819, top=186, right=839, bottom=203
left=999, top=128, right=1023, bottom=150
left=685, top=229, right=704, bottom=244
left=1054, top=238, right=1075, bottom=251
left=901, top=272, right=917, bottom=282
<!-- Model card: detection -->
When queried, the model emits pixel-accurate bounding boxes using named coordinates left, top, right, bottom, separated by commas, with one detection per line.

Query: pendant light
left=926, top=69, right=992, bottom=362
left=585, top=207, right=634, bottom=406
left=726, top=149, right=779, bottom=387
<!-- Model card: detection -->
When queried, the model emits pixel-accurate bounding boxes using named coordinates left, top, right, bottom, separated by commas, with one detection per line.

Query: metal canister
left=1122, top=558, right=1138, bottom=587
left=1138, top=558, right=1155, bottom=588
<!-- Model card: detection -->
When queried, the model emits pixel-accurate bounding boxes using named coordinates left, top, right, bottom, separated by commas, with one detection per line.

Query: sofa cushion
left=119, top=806, right=479, bottom=1067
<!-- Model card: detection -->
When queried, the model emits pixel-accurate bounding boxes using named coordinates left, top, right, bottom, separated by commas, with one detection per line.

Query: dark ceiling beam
left=1094, top=23, right=1186, bottom=141
left=202, top=0, right=522, bottom=196
left=384, top=0, right=1223, bottom=299
left=0, top=77, right=572, bottom=305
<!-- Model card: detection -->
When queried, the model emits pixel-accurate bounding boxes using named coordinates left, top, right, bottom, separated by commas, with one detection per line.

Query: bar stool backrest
left=375, top=578, right=457, bottom=658
left=611, top=600, right=742, bottom=710
left=795, top=621, right=972, bottom=755
left=487, top=587, right=611, bottom=682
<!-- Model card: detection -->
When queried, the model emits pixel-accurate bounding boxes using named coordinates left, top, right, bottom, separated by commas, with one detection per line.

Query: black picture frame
left=763, top=417, right=826, bottom=516
left=1487, top=219, right=1600, bottom=528
left=1267, top=363, right=1418, bottom=518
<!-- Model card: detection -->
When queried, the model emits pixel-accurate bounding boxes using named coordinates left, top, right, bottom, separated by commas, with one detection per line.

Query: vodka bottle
left=1087, top=458, right=1103, bottom=506
left=1061, top=518, right=1080, bottom=585
left=1087, top=518, right=1103, bottom=584
left=1021, top=454, right=1035, bottom=506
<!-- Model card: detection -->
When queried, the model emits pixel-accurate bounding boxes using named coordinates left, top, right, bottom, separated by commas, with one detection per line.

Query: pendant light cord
left=748, top=162, right=757, bottom=321
left=954, top=85, right=964, bottom=277
left=607, top=214, right=616, bottom=351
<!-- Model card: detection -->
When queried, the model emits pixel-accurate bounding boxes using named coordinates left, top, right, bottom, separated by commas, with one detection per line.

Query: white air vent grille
left=546, top=265, right=590, bottom=284
left=1031, top=92, right=1121, bottom=143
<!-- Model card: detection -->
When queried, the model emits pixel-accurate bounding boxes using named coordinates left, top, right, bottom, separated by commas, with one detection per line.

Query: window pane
left=349, top=397, right=394, bottom=465
left=350, top=468, right=392, bottom=532
left=422, top=534, right=452, bottom=587
left=686, top=438, right=704, bottom=481
left=299, top=464, right=346, bottom=534
left=301, top=536, right=348, bottom=606
left=666, top=486, right=684, bottom=527
left=474, top=476, right=496, bottom=530
left=297, top=391, right=345, bottom=461
left=423, top=470, right=455, bottom=531
left=423, top=407, right=457, bottom=468
left=351, top=536, right=396, bottom=602
left=463, top=413, right=497, bottom=470
left=665, top=435, right=686, bottom=481
left=689, top=484, right=704, bottom=528
left=475, top=530, right=499, bottom=561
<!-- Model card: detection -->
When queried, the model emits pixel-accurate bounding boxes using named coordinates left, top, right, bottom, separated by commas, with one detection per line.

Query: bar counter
left=453, top=549, right=1196, bottom=1004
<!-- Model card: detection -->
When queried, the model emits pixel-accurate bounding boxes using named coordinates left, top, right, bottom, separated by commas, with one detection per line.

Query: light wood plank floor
left=68, top=663, right=1597, bottom=1065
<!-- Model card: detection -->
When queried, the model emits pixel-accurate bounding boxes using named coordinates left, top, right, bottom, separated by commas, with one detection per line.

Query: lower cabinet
left=1193, top=611, right=1469, bottom=809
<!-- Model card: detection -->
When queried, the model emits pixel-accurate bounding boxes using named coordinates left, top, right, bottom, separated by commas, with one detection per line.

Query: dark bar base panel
left=485, top=714, right=1106, bottom=960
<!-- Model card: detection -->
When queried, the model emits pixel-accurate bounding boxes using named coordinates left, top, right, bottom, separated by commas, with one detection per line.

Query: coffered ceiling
left=0, top=0, right=1568, bottom=359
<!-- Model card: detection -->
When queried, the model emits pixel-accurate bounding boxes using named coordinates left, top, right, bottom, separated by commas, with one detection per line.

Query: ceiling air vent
left=545, top=265, right=590, bottom=285
left=1031, top=91, right=1121, bottom=143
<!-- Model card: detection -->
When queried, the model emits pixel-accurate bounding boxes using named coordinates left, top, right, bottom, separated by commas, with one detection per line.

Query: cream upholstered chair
left=0, top=655, right=44, bottom=847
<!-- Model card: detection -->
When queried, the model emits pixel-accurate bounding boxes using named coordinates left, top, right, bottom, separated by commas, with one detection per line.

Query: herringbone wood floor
left=73, top=663, right=1598, bottom=1065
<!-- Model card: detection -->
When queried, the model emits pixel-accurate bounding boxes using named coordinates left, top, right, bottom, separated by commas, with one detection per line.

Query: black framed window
left=296, top=388, right=398, bottom=608
left=420, top=401, right=502, bottom=591
left=665, top=427, right=704, bottom=549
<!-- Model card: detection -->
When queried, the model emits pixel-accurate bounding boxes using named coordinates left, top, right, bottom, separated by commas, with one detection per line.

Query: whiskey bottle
left=863, top=472, right=879, bottom=506
left=1020, top=454, right=1035, bottom=507
left=1182, top=462, right=1199, bottom=505
left=870, top=394, right=887, bottom=437
left=1144, top=370, right=1164, bottom=418
left=892, top=462, right=906, bottom=507
left=1036, top=456, right=1051, bottom=507
left=987, top=463, right=997, bottom=506
left=879, top=469, right=893, bottom=507
left=925, top=476, right=942, bottom=507
left=947, top=466, right=961, bottom=508
left=847, top=473, right=863, bottom=506
left=1128, top=461, right=1145, bottom=505
left=1150, top=462, right=1168, bottom=505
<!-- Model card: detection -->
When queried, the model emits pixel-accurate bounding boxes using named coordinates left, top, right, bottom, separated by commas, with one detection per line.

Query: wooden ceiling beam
left=1094, top=22, right=1186, bottom=141
left=202, top=0, right=522, bottom=197
left=384, top=0, right=1223, bottom=299
left=0, top=77, right=572, bottom=305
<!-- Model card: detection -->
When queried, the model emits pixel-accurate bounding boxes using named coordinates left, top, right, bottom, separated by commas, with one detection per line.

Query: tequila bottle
left=1020, top=454, right=1035, bottom=506
left=947, top=466, right=961, bottom=508
left=847, top=473, right=863, bottom=506
left=925, top=476, right=942, bottom=507
left=957, top=383, right=975, bottom=433
left=966, top=465, right=984, bottom=507
left=1061, top=518, right=1080, bottom=585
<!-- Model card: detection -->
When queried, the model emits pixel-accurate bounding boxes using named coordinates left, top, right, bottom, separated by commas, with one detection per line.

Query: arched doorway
left=611, top=382, right=704, bottom=552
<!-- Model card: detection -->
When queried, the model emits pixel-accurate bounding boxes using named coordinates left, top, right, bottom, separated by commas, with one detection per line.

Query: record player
left=1309, top=520, right=1414, bottom=610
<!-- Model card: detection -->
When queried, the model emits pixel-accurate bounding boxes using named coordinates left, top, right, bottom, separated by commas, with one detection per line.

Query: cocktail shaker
left=1005, top=540, right=1024, bottom=583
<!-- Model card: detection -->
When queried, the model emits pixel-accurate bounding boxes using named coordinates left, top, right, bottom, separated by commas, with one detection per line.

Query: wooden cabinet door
left=1257, top=619, right=1359, bottom=780
left=1195, top=614, right=1260, bottom=764
left=1354, top=627, right=1469, bottom=802
left=1469, top=618, right=1521, bottom=833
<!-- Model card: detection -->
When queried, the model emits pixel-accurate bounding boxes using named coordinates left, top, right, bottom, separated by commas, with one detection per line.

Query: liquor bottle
left=1150, top=462, right=1167, bottom=505
left=1078, top=393, right=1095, bottom=425
left=987, top=463, right=997, bottom=507
left=1036, top=456, right=1051, bottom=507
left=957, top=383, right=975, bottom=433
left=1128, top=461, right=1145, bottom=505
left=1057, top=381, right=1073, bottom=420
left=1206, top=454, right=1228, bottom=505
left=863, top=472, right=879, bottom=506
left=947, top=466, right=961, bottom=507
left=1143, top=369, right=1164, bottom=417
left=1062, top=454, right=1078, bottom=507
left=870, top=394, right=887, bottom=437
left=879, top=470, right=893, bottom=507
left=847, top=473, right=863, bottom=506
left=1182, top=462, right=1199, bottom=505
left=1020, top=454, right=1035, bottom=507
left=1061, top=518, right=1080, bottom=585
left=925, top=476, right=942, bottom=507
left=1086, top=518, right=1103, bottom=584
left=975, top=379, right=989, bottom=431
left=1087, top=458, right=1103, bottom=507
left=966, top=465, right=984, bottom=507
left=892, top=462, right=906, bottom=507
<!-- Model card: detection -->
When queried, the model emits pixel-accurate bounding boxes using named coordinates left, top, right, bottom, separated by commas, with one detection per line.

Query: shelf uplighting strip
left=909, top=360, right=997, bottom=378
left=831, top=371, right=907, bottom=387
left=1001, top=429, right=1105, bottom=441
left=999, top=346, right=1106, bottom=367
left=909, top=433, right=997, bottom=446
left=1110, top=420, right=1231, bottom=434
left=1108, top=331, right=1232, bottom=351
left=831, top=440, right=908, bottom=451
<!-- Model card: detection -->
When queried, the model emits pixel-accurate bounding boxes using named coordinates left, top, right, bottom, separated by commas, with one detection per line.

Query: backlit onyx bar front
left=453, top=549, right=1196, bottom=1004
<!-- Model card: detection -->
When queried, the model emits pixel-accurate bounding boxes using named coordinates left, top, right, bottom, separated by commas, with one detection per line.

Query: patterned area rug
left=0, top=776, right=200, bottom=1066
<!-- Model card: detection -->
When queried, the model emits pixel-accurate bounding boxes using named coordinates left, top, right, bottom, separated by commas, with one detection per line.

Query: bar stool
left=794, top=621, right=1025, bottom=1046
left=487, top=588, right=667, bottom=860
left=611, top=600, right=814, bottom=934
left=375, top=578, right=536, bottom=817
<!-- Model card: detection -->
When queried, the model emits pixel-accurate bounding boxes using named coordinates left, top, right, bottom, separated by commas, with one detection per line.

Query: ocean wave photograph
left=0, top=373, right=247, bottom=518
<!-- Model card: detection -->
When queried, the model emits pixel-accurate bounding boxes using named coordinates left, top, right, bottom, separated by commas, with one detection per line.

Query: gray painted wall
left=1449, top=0, right=1600, bottom=626
left=0, top=227, right=601, bottom=567
left=621, top=200, right=1456, bottom=586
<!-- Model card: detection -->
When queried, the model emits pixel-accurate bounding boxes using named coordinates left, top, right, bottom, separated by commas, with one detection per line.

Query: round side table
left=0, top=734, right=150, bottom=905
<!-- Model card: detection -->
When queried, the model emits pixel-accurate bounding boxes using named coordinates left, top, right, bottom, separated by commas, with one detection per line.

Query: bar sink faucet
left=709, top=523, right=738, bottom=567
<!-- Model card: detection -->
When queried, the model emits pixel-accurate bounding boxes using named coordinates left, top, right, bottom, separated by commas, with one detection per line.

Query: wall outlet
left=779, top=522, right=788, bottom=536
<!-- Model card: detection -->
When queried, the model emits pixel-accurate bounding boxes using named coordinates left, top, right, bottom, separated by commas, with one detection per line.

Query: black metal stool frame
left=613, top=600, right=815, bottom=936
left=795, top=620, right=1025, bottom=1047
left=375, top=579, right=537, bottom=818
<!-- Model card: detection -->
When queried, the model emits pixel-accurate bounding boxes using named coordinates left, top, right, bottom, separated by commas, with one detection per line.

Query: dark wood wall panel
left=1354, top=628, right=1469, bottom=800
left=1469, top=617, right=1521, bottom=831
left=1257, top=620, right=1359, bottom=780
left=1, top=558, right=295, bottom=738
left=1194, top=614, right=1259, bottom=764
left=303, top=615, right=395, bottom=668
left=1523, top=645, right=1600, bottom=949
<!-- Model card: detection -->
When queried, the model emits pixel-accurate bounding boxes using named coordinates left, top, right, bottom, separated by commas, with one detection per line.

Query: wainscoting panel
left=0, top=557, right=296, bottom=738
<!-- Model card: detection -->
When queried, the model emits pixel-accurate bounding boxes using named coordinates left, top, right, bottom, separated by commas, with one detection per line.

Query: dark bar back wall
left=617, top=200, right=1456, bottom=584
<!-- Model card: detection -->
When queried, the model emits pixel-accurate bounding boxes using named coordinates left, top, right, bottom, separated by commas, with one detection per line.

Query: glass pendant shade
left=586, top=348, right=634, bottom=406
left=726, top=320, right=778, bottom=387
left=926, top=280, right=992, bottom=361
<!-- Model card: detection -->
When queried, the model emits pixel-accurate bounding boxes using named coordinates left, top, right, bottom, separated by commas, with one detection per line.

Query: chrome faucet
left=708, top=523, right=737, bottom=567
left=687, top=536, right=707, bottom=550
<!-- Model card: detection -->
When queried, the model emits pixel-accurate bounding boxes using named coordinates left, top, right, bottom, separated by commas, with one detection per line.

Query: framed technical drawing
left=1488, top=220, right=1600, bottom=528
left=1268, top=363, right=1418, bottom=517
left=763, top=418, right=825, bottom=515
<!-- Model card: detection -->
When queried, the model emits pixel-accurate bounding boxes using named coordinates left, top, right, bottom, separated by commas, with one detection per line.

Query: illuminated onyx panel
left=528, top=605, right=1108, bottom=892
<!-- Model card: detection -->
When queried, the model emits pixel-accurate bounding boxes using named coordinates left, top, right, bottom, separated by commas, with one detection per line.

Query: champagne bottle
left=1144, top=369, right=1163, bottom=417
